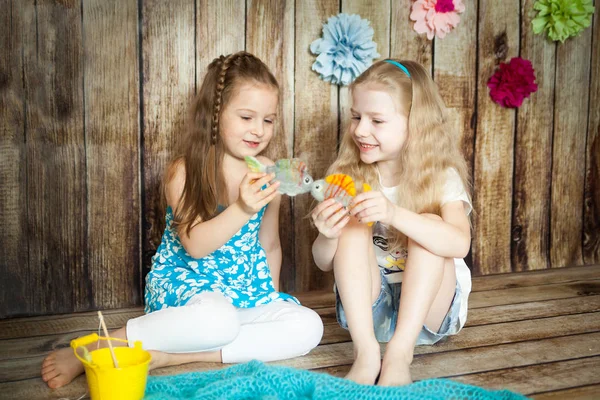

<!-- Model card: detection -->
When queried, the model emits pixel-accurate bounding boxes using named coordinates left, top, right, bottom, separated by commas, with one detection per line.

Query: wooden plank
left=246, top=0, right=295, bottom=292
left=0, top=331, right=95, bottom=361
left=454, top=356, right=600, bottom=396
left=0, top=310, right=140, bottom=341
left=315, top=332, right=600, bottom=385
left=472, top=0, right=520, bottom=275
left=467, top=295, right=600, bottom=326
left=390, top=0, right=432, bottom=73
left=317, top=307, right=337, bottom=326
left=292, top=290, right=335, bottom=308
left=532, top=384, right=600, bottom=399
left=419, top=312, right=600, bottom=356
left=471, top=264, right=600, bottom=291
left=83, top=0, right=141, bottom=310
left=583, top=9, right=600, bottom=265
left=0, top=307, right=142, bottom=339
left=22, top=0, right=88, bottom=315
left=196, top=0, right=245, bottom=80
left=141, top=0, right=195, bottom=270
left=470, top=279, right=600, bottom=308
left=294, top=0, right=339, bottom=291
left=433, top=0, right=477, bottom=172
left=0, top=375, right=89, bottom=400
left=550, top=16, right=592, bottom=268
left=0, top=0, right=27, bottom=319
left=511, top=0, right=556, bottom=272
left=338, top=0, right=389, bottom=148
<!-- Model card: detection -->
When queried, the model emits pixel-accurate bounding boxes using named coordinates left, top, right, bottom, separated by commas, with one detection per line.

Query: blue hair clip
left=384, top=60, right=411, bottom=78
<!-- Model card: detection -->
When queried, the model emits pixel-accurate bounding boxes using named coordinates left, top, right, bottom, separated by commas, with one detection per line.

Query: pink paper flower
left=410, top=0, right=465, bottom=40
left=487, top=57, right=538, bottom=108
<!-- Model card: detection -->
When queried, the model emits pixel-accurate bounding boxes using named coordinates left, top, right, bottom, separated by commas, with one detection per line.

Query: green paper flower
left=532, top=0, right=595, bottom=43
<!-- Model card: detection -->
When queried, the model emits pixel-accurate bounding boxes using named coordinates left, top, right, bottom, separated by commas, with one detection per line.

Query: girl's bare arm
left=168, top=162, right=278, bottom=259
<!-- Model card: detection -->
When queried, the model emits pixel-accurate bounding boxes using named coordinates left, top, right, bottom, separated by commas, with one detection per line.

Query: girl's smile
left=243, top=140, right=261, bottom=148
left=357, top=141, right=379, bottom=152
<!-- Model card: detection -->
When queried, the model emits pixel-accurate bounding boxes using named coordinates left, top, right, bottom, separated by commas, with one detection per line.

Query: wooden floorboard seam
left=427, top=353, right=600, bottom=380
left=529, top=383, right=600, bottom=397
left=466, top=309, right=600, bottom=327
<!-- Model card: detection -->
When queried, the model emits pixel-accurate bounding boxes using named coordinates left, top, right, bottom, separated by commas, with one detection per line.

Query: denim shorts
left=335, top=269, right=464, bottom=345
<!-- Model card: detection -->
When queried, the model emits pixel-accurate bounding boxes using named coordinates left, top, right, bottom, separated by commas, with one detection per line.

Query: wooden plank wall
left=0, top=0, right=598, bottom=318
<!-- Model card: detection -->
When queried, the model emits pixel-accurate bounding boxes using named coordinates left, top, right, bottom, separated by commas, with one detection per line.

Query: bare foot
left=345, top=343, right=381, bottom=385
left=377, top=346, right=413, bottom=386
left=41, top=347, right=85, bottom=389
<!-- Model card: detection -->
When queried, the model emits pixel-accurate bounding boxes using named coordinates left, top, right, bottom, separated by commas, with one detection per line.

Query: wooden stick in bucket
left=98, top=311, right=119, bottom=368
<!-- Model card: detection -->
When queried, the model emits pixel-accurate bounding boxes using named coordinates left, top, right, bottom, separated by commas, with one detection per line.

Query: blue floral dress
left=144, top=206, right=298, bottom=313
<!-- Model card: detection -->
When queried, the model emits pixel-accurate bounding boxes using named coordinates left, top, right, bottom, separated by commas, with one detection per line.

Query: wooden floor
left=1, top=265, right=599, bottom=399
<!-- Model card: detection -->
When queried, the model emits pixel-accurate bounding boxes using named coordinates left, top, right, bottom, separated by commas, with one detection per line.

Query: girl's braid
left=210, top=52, right=257, bottom=144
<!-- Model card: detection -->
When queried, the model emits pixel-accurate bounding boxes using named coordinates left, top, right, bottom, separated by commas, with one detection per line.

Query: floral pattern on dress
left=144, top=206, right=298, bottom=313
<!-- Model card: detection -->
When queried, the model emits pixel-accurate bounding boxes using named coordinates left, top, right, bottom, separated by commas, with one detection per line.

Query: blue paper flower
left=310, top=13, right=380, bottom=86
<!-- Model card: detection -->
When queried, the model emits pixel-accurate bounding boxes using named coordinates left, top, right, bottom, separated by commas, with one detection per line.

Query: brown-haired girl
left=42, top=52, right=323, bottom=389
left=311, top=60, right=472, bottom=386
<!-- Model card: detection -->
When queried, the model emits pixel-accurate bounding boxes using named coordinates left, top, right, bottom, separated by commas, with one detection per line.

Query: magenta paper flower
left=487, top=57, right=538, bottom=108
left=410, top=0, right=466, bottom=40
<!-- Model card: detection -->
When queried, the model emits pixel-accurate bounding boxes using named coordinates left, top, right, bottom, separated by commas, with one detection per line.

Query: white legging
left=126, top=291, right=324, bottom=363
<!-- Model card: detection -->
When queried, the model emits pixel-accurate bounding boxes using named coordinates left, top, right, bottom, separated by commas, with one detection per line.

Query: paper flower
left=410, top=0, right=466, bottom=40
left=532, top=0, right=595, bottom=43
left=310, top=13, right=380, bottom=86
left=487, top=57, right=538, bottom=108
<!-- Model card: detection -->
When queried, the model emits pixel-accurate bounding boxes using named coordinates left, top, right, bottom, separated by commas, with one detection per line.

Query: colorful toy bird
left=245, top=156, right=314, bottom=196
left=310, top=174, right=371, bottom=207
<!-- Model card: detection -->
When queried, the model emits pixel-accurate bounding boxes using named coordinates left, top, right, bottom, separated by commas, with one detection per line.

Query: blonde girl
left=311, top=59, right=472, bottom=386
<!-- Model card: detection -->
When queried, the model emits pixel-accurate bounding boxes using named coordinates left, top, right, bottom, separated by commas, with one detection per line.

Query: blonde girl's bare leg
left=378, top=214, right=456, bottom=386
left=333, top=219, right=383, bottom=385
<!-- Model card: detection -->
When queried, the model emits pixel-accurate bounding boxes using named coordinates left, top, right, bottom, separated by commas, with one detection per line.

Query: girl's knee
left=342, top=218, right=370, bottom=233
left=338, top=218, right=371, bottom=248
left=187, top=292, right=240, bottom=344
left=292, top=307, right=324, bottom=351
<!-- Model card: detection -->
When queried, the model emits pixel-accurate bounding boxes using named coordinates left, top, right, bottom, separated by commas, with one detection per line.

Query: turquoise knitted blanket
left=144, top=360, right=527, bottom=400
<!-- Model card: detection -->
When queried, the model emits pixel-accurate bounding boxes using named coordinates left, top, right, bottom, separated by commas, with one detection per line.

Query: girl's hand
left=350, top=191, right=396, bottom=225
left=311, top=198, right=350, bottom=239
left=237, top=172, right=280, bottom=215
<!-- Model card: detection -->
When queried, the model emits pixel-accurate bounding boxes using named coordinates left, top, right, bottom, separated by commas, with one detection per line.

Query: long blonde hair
left=168, top=51, right=279, bottom=235
left=330, top=59, right=471, bottom=247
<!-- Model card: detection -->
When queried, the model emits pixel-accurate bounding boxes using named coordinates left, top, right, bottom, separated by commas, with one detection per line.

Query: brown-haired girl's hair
left=329, top=59, right=471, bottom=249
left=167, top=51, right=279, bottom=236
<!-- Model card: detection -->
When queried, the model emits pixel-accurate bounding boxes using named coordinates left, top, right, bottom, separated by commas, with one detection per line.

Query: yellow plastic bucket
left=71, top=333, right=151, bottom=400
